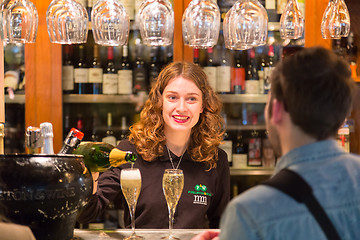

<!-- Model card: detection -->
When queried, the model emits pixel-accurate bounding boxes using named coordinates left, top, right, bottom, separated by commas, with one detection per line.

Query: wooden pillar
left=25, top=0, right=63, bottom=152
left=304, top=0, right=331, bottom=48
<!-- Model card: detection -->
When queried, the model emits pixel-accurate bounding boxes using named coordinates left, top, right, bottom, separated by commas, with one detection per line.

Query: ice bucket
left=0, top=154, right=93, bottom=240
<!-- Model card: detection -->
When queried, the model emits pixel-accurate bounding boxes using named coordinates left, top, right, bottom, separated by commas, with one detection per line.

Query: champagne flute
left=161, top=169, right=184, bottom=240
left=120, top=168, right=143, bottom=240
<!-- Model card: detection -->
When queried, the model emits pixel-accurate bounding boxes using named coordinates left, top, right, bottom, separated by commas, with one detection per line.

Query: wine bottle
left=118, top=45, right=133, bottom=95
left=119, top=116, right=129, bottom=141
left=232, top=130, right=248, bottom=168
left=72, top=142, right=137, bottom=172
left=102, top=112, right=117, bottom=146
left=133, top=46, right=149, bottom=94
left=74, top=45, right=89, bottom=94
left=245, top=49, right=259, bottom=94
left=203, top=47, right=218, bottom=91
left=193, top=48, right=200, bottom=66
left=216, top=29, right=231, bottom=94
left=88, top=44, right=103, bottom=94
left=258, top=49, right=266, bottom=94
left=347, top=32, right=358, bottom=80
left=40, top=122, right=54, bottom=154
left=62, top=45, right=74, bottom=94
left=248, top=113, right=262, bottom=167
left=149, top=46, right=161, bottom=86
left=59, top=128, right=85, bottom=154
left=103, top=47, right=118, bottom=94
left=90, top=113, right=100, bottom=142
left=231, top=50, right=246, bottom=94
left=264, top=45, right=275, bottom=94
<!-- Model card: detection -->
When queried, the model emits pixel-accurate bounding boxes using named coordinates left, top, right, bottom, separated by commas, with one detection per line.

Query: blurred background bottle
left=88, top=44, right=103, bottom=94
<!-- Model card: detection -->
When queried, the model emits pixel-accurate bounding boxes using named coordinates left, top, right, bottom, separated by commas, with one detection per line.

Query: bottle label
left=203, top=66, right=217, bottom=91
left=89, top=68, right=103, bottom=83
left=74, top=68, right=89, bottom=83
left=245, top=80, right=260, bottom=94
left=266, top=0, right=276, bottom=10
left=119, top=0, right=135, bottom=20
left=102, top=136, right=117, bottom=146
left=232, top=154, right=248, bottom=168
left=216, top=66, right=231, bottom=92
left=118, top=69, right=133, bottom=94
left=220, top=140, right=233, bottom=163
left=62, top=66, right=74, bottom=90
left=103, top=74, right=118, bottom=94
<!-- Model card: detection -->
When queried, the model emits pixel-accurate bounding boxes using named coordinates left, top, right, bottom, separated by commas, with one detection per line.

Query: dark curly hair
left=129, top=61, right=224, bottom=170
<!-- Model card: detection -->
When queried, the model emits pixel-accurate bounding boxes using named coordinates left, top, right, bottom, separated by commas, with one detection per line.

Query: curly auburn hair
left=129, top=61, right=224, bottom=170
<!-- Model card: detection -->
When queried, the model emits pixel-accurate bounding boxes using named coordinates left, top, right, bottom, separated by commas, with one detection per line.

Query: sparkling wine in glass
left=161, top=169, right=184, bottom=240
left=120, top=168, right=143, bottom=240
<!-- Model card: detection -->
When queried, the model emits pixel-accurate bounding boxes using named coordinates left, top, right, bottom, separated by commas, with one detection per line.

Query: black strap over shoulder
left=262, top=168, right=341, bottom=240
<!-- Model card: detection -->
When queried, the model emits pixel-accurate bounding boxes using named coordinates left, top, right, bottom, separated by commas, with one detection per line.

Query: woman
left=77, top=62, right=230, bottom=229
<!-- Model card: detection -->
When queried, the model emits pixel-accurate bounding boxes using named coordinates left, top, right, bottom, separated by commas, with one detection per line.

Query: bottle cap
left=40, top=122, right=53, bottom=138
left=25, top=126, right=43, bottom=149
left=70, top=128, right=84, bottom=140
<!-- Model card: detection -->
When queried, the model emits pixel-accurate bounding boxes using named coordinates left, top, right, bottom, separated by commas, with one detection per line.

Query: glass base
left=124, top=234, right=144, bottom=240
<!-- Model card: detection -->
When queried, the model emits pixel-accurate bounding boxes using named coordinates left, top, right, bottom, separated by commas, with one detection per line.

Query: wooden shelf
left=220, top=94, right=268, bottom=103
left=230, top=167, right=274, bottom=176
left=227, top=124, right=266, bottom=131
left=63, top=94, right=268, bottom=104
left=63, top=94, right=135, bottom=104
left=5, top=94, right=25, bottom=104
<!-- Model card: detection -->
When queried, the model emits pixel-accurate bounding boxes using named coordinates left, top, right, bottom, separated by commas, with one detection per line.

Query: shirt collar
left=274, top=139, right=345, bottom=174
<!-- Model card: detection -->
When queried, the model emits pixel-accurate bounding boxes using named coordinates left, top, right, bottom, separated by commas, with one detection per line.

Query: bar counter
left=73, top=229, right=210, bottom=240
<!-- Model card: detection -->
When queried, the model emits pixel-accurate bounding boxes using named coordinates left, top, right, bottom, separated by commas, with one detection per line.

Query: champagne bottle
left=40, top=122, right=54, bottom=154
left=73, top=142, right=137, bottom=172
left=59, top=128, right=85, bottom=154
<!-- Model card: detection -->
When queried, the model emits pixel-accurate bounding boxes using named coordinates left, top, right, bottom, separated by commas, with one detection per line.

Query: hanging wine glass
left=0, top=0, right=38, bottom=44
left=321, top=0, right=350, bottom=39
left=280, top=0, right=304, bottom=39
left=182, top=0, right=220, bottom=49
left=46, top=0, right=88, bottom=44
left=138, top=0, right=174, bottom=46
left=92, top=0, right=129, bottom=46
left=223, top=0, right=268, bottom=50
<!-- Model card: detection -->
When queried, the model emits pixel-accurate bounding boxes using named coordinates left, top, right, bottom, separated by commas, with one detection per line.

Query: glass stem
left=130, top=205, right=136, bottom=235
left=169, top=207, right=175, bottom=237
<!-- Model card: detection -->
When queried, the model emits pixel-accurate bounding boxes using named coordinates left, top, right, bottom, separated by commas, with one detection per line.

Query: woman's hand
left=192, top=230, right=220, bottom=240
left=91, top=172, right=100, bottom=194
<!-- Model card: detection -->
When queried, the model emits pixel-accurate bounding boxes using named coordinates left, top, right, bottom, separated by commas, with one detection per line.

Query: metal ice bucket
left=0, top=154, right=93, bottom=240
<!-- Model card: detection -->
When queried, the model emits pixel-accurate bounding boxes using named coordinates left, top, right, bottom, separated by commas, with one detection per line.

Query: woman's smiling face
left=162, top=76, right=203, bottom=134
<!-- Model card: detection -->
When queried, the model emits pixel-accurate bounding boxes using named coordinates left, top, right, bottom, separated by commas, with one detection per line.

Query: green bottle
left=73, top=142, right=137, bottom=172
